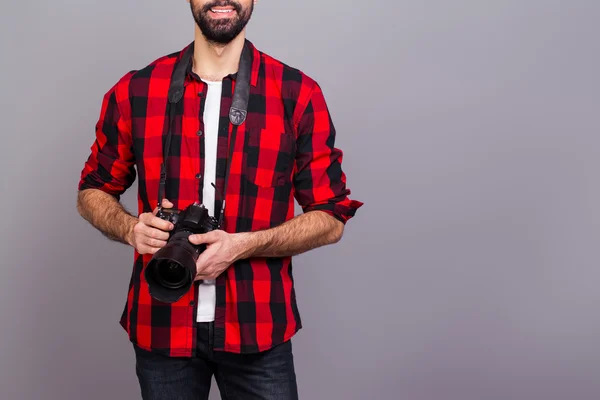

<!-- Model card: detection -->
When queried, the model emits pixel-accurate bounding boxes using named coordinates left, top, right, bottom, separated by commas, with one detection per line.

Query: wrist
left=124, top=216, right=138, bottom=247
left=233, top=231, right=260, bottom=261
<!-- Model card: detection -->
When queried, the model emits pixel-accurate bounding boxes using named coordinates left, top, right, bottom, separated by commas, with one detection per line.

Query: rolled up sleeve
left=293, top=81, right=363, bottom=224
left=78, top=72, right=136, bottom=199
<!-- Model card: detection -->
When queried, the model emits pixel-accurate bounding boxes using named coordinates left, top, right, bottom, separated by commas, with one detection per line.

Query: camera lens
left=155, top=261, right=189, bottom=289
left=145, top=204, right=214, bottom=303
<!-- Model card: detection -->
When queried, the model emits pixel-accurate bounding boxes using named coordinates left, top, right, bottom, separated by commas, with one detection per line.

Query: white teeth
left=211, top=9, right=232, bottom=13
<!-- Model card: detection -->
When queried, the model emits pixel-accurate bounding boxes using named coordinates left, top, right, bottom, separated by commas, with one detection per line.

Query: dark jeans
left=133, top=322, right=299, bottom=400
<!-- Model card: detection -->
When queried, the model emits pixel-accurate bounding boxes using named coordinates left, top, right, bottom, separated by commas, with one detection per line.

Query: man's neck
left=192, top=27, right=246, bottom=82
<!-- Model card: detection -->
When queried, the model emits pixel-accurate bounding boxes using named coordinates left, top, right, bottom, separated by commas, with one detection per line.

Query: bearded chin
left=192, top=3, right=253, bottom=44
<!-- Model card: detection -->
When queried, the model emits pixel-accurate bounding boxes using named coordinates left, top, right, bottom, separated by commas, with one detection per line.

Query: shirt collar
left=181, top=39, right=259, bottom=87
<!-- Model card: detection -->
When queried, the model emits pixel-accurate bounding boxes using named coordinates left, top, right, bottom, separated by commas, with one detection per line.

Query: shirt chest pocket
left=243, top=128, right=296, bottom=188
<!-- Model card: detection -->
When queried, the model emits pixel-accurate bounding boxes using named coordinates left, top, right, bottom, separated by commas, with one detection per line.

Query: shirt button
left=197, top=130, right=203, bottom=136
left=197, top=91, right=203, bottom=97
left=196, top=173, right=202, bottom=179
left=189, top=300, right=195, bottom=306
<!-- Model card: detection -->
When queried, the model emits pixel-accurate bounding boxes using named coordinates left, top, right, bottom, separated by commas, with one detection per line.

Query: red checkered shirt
left=78, top=39, right=363, bottom=356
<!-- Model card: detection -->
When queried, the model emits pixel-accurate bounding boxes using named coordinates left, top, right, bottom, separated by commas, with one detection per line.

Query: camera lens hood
left=145, top=243, right=198, bottom=303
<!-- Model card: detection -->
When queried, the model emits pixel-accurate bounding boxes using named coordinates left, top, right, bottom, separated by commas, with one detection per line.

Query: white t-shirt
left=196, top=79, right=222, bottom=322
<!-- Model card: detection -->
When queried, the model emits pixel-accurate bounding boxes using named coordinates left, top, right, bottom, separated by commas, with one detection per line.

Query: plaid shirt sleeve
left=293, top=81, right=364, bottom=223
left=78, top=72, right=137, bottom=198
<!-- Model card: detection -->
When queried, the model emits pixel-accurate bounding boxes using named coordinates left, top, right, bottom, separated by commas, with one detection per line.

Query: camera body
left=144, top=202, right=219, bottom=303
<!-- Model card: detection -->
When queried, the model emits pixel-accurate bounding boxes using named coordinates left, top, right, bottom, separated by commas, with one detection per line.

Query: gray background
left=1, top=0, right=599, bottom=399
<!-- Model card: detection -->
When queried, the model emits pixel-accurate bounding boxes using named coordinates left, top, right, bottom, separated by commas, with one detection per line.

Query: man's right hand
left=126, top=199, right=175, bottom=254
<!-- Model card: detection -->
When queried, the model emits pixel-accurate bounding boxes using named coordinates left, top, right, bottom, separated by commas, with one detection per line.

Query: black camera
left=144, top=202, right=219, bottom=303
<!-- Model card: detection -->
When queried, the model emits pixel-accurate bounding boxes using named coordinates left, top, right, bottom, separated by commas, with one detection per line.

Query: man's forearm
left=76, top=189, right=138, bottom=246
left=235, top=210, right=345, bottom=259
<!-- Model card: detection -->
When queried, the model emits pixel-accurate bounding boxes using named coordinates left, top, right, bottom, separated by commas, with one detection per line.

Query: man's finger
left=194, top=250, right=211, bottom=271
left=142, top=227, right=170, bottom=241
left=150, top=216, right=174, bottom=231
left=152, top=198, right=174, bottom=215
left=189, top=231, right=220, bottom=245
left=141, top=213, right=174, bottom=231
left=139, top=212, right=155, bottom=225
left=143, top=237, right=168, bottom=248
left=139, top=245, right=162, bottom=255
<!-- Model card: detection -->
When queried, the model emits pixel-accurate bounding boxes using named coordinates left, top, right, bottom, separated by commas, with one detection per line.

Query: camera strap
left=158, top=40, right=252, bottom=229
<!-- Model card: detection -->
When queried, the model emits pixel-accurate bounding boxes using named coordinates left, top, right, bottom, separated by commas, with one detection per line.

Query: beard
left=191, top=0, right=254, bottom=45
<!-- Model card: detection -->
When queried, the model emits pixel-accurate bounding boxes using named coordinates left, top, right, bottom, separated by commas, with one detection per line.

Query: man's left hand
left=188, top=230, right=251, bottom=280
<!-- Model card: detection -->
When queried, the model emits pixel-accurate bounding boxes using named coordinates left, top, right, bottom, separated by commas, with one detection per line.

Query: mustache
left=202, top=0, right=242, bottom=13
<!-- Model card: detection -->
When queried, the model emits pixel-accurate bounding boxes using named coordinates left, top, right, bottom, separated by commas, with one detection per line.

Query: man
left=77, top=0, right=363, bottom=398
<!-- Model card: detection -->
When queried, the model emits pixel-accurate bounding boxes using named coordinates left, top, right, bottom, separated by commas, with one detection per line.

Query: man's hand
left=188, top=231, right=253, bottom=281
left=187, top=210, right=344, bottom=280
left=126, top=199, right=175, bottom=255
